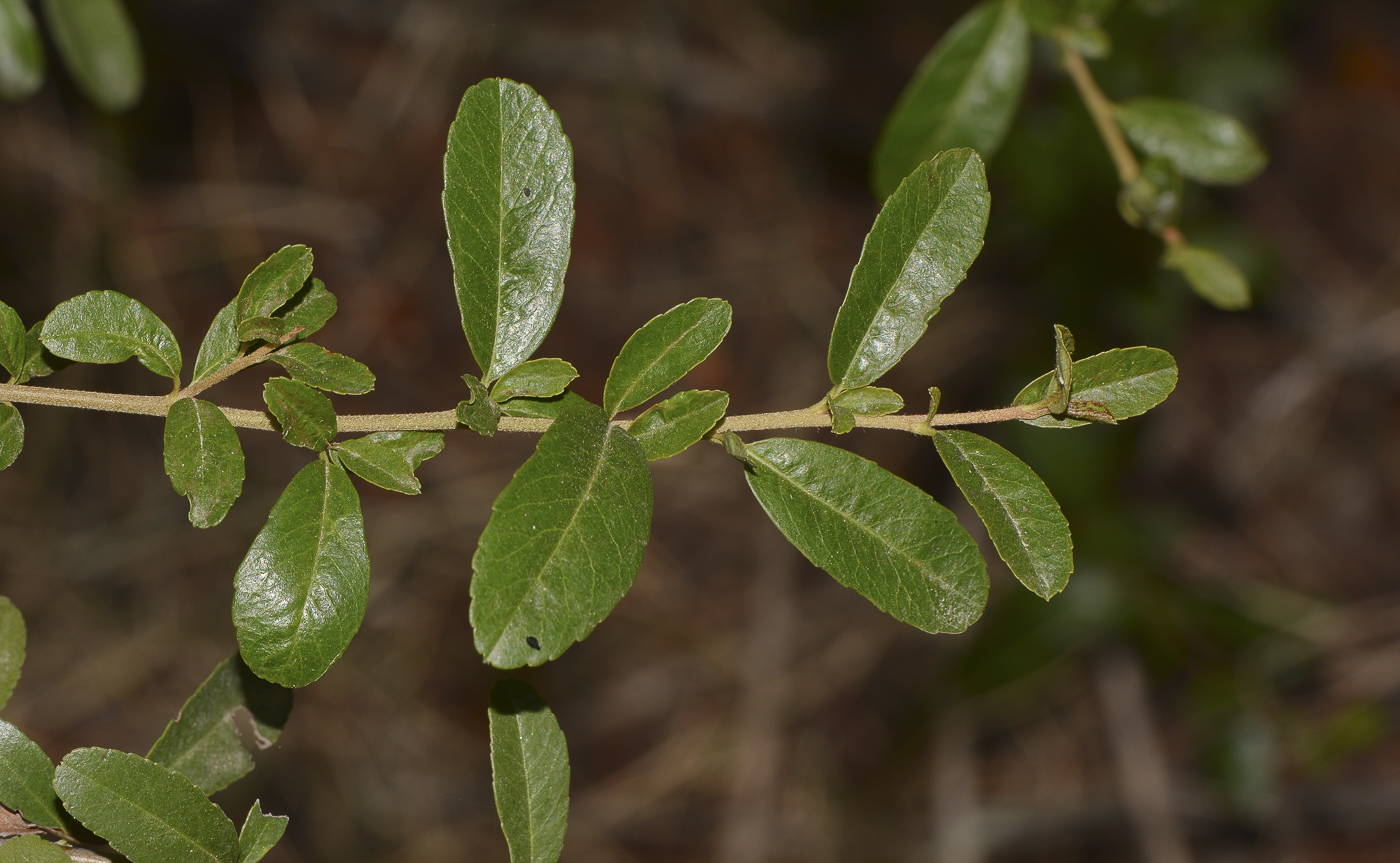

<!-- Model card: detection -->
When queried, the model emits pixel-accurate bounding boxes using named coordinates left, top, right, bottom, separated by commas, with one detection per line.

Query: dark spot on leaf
left=526, top=636, right=541, bottom=650
left=523, top=186, right=533, bottom=197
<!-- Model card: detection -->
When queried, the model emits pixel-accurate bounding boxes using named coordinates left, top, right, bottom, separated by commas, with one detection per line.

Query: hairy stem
left=178, top=344, right=276, bottom=399
left=1059, top=35, right=1140, bottom=184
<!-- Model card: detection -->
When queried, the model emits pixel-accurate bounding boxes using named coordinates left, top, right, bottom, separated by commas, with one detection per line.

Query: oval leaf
left=333, top=431, right=444, bottom=495
left=0, top=720, right=65, bottom=831
left=41, top=290, right=181, bottom=379
left=830, top=385, right=904, bottom=416
left=233, top=460, right=369, bottom=688
left=41, top=0, right=142, bottom=113
left=1162, top=241, right=1250, bottom=310
left=263, top=378, right=336, bottom=451
left=471, top=402, right=652, bottom=668
left=1013, top=346, right=1178, bottom=428
left=871, top=0, right=1030, bottom=198
left=0, top=0, right=45, bottom=102
left=268, top=342, right=375, bottom=395
left=164, top=399, right=245, bottom=529
left=829, top=149, right=990, bottom=390
left=1115, top=96, right=1267, bottom=185
left=192, top=301, right=239, bottom=385
left=742, top=438, right=988, bottom=633
left=0, top=402, right=21, bottom=471
left=238, top=801, right=288, bottom=863
left=627, top=389, right=728, bottom=461
left=0, top=835, right=70, bottom=863
left=0, top=596, right=22, bottom=711
left=489, top=679, right=569, bottom=863
left=603, top=298, right=732, bottom=417
left=0, top=300, right=27, bottom=378
left=235, top=245, right=313, bottom=330
left=491, top=358, right=579, bottom=403
left=445, top=78, right=575, bottom=383
left=54, top=748, right=239, bottom=863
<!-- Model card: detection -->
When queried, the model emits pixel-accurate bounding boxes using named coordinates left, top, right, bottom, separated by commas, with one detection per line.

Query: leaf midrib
left=609, top=310, right=717, bottom=415
left=943, top=435, right=1044, bottom=590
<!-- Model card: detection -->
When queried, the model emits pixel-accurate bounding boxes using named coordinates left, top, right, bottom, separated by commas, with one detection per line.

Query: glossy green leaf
left=42, top=0, right=141, bottom=113
left=499, top=389, right=589, bottom=419
left=0, top=721, right=64, bottom=831
left=934, top=430, right=1073, bottom=599
left=333, top=431, right=444, bottom=495
left=263, top=378, right=336, bottom=451
left=830, top=386, right=904, bottom=416
left=471, top=402, right=652, bottom=668
left=870, top=0, right=1029, bottom=198
left=1162, top=241, right=1250, bottom=310
left=1115, top=96, right=1267, bottom=185
left=1013, top=347, right=1179, bottom=428
left=0, top=596, right=21, bottom=711
left=603, top=298, right=732, bottom=417
left=192, top=301, right=239, bottom=385
left=54, top=748, right=239, bottom=863
left=0, top=835, right=70, bottom=863
left=492, top=358, right=579, bottom=403
left=19, top=322, right=66, bottom=383
left=742, top=437, right=988, bottom=633
left=237, top=801, right=287, bottom=863
left=268, top=343, right=374, bottom=395
left=489, top=679, right=569, bottom=863
left=277, top=277, right=336, bottom=342
left=146, top=654, right=292, bottom=795
left=233, top=460, right=368, bottom=688
left=41, top=290, right=181, bottom=379
left=457, top=373, right=501, bottom=436
left=0, top=300, right=26, bottom=379
left=830, top=149, right=990, bottom=389
left=444, top=78, right=575, bottom=383
left=0, top=0, right=44, bottom=102
left=627, top=389, right=728, bottom=461
left=0, top=402, right=21, bottom=471
left=164, top=399, right=244, bottom=529
left=235, top=246, right=313, bottom=332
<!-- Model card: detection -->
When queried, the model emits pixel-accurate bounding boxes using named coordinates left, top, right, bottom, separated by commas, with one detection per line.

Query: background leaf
left=471, top=402, right=652, bottom=668
left=1115, top=96, right=1267, bottom=185
left=164, top=398, right=245, bottom=529
left=499, top=389, right=589, bottom=419
left=602, top=298, right=732, bottom=416
left=742, top=438, right=989, bottom=633
left=0, top=0, right=44, bottom=102
left=489, top=679, right=569, bottom=863
left=0, top=721, right=66, bottom=831
left=491, top=358, right=579, bottom=403
left=0, top=835, right=69, bottom=863
left=41, top=0, right=141, bottom=113
left=268, top=343, right=375, bottom=395
left=1013, top=346, right=1179, bottom=428
left=237, top=801, right=288, bottom=863
left=41, top=290, right=181, bottom=379
left=627, top=389, right=728, bottom=461
left=0, top=300, right=26, bottom=378
left=235, top=245, right=313, bottom=329
left=0, top=596, right=21, bottom=710
left=829, top=149, right=989, bottom=389
left=192, top=301, right=239, bottom=385
left=233, top=461, right=368, bottom=688
left=1162, top=241, right=1251, bottom=310
left=0, top=402, right=21, bottom=471
left=263, top=378, right=336, bottom=451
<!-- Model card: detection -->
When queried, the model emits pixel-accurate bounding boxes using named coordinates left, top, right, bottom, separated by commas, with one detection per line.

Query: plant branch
left=177, top=344, right=276, bottom=399
left=1058, top=34, right=1139, bottom=184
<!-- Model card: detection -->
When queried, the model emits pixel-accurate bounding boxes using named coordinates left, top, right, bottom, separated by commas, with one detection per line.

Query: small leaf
left=277, top=277, right=336, bottom=341
left=41, top=0, right=142, bottom=113
left=0, top=721, right=65, bottom=832
left=927, top=386, right=942, bottom=418
left=457, top=373, right=501, bottom=436
left=722, top=430, right=751, bottom=466
left=54, top=748, right=240, bottom=863
left=192, top=301, right=239, bottom=385
left=830, top=386, right=904, bottom=416
left=471, top=402, right=652, bottom=668
left=1115, top=96, right=1267, bottom=185
left=934, top=430, right=1073, bottom=599
left=0, top=0, right=45, bottom=102
left=743, top=438, right=989, bottom=633
left=268, top=343, right=375, bottom=395
left=18, top=322, right=68, bottom=383
left=0, top=403, right=22, bottom=471
left=1162, top=241, right=1250, bottom=310
left=626, top=389, right=728, bottom=461
left=1117, top=155, right=1183, bottom=232
left=1046, top=323, right=1075, bottom=414
left=235, top=245, right=313, bottom=331
left=164, top=399, right=245, bottom=529
left=0, top=300, right=26, bottom=378
left=830, top=149, right=990, bottom=390
left=445, top=78, right=575, bottom=383
left=233, top=460, right=368, bottom=688
left=0, top=835, right=70, bottom=863
left=333, top=431, right=444, bottom=495
left=263, top=378, right=337, bottom=451
left=237, top=801, right=287, bottom=863
left=603, top=298, right=732, bottom=417
left=499, top=389, right=588, bottom=419
left=41, top=290, right=181, bottom=379
left=830, top=405, right=856, bottom=435
left=1013, top=346, right=1178, bottom=428
left=0, top=596, right=22, bottom=711
left=491, top=358, right=579, bottom=403
left=146, top=654, right=293, bottom=795
left=871, top=0, right=1030, bottom=198
left=489, top=679, right=569, bottom=863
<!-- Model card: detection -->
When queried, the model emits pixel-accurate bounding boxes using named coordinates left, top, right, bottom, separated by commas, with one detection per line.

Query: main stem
left=1058, top=35, right=1139, bottom=184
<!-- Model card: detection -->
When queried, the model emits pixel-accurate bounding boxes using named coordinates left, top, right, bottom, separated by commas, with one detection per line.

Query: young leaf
left=276, top=277, right=336, bottom=341
left=1115, top=96, right=1267, bottom=185
left=41, top=0, right=142, bottom=113
left=1162, top=241, right=1250, bottom=310
left=54, top=748, right=240, bottom=863
left=870, top=0, right=1031, bottom=198
left=934, top=430, right=1073, bottom=599
left=333, top=431, right=444, bottom=495
left=830, top=386, right=904, bottom=416
left=444, top=78, right=575, bottom=383
left=829, top=149, right=990, bottom=390
left=457, top=373, right=501, bottom=436
left=471, top=402, right=652, bottom=668
left=0, top=721, right=66, bottom=831
left=1013, top=347, right=1178, bottom=428
left=491, top=358, right=579, bottom=403
left=0, top=300, right=26, bottom=379
left=263, top=378, right=337, bottom=451
left=235, top=245, right=313, bottom=332
left=192, top=301, right=239, bottom=385
left=830, top=405, right=856, bottom=435
left=499, top=389, right=589, bottom=419
left=18, top=322, right=68, bottom=383
left=602, top=298, right=732, bottom=417
left=0, top=596, right=21, bottom=711
left=0, top=0, right=45, bottom=102
left=233, top=461, right=368, bottom=688
left=627, top=389, right=728, bottom=461
left=0, top=402, right=22, bottom=471
left=268, top=343, right=375, bottom=395
left=237, top=801, right=288, bottom=863
left=146, top=654, right=293, bottom=795
left=489, top=679, right=570, bottom=863
left=0, top=835, right=70, bottom=863
left=164, top=399, right=245, bottom=529
left=41, top=290, right=181, bottom=379
left=742, top=438, right=989, bottom=633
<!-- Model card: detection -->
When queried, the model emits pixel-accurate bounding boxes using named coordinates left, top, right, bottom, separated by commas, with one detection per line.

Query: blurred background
left=2, top=0, right=1399, bottom=860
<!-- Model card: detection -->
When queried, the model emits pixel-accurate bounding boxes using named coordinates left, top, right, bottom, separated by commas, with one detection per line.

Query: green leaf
left=233, top=461, right=368, bottom=688
left=0, top=721, right=65, bottom=831
left=192, top=301, right=239, bottom=385
left=164, top=399, right=245, bottom=529
left=0, top=835, right=70, bottom=863
left=870, top=0, right=1030, bottom=198
left=237, top=801, right=287, bottom=863
left=41, top=290, right=181, bottom=379
left=276, top=277, right=336, bottom=342
left=0, top=0, right=45, bottom=102
left=146, top=654, right=292, bottom=795
left=830, top=149, right=990, bottom=389
left=627, top=389, right=728, bottom=461
left=1162, top=241, right=1250, bottom=310
left=18, top=322, right=68, bottom=383
left=54, top=748, right=239, bottom=863
left=471, top=402, right=652, bottom=668
left=934, top=430, right=1073, bottom=599
left=1013, top=347, right=1179, bottom=428
left=41, top=0, right=141, bottom=113
left=0, top=596, right=21, bottom=711
left=1061, top=21, right=1111, bottom=58
left=1118, top=155, right=1183, bottom=233
left=0, top=402, right=22, bottom=471
left=1115, top=96, right=1267, bottom=185
left=263, top=378, right=336, bottom=451
left=499, top=389, right=589, bottom=419
left=457, top=373, right=501, bottom=436
left=268, top=343, right=374, bottom=395
left=333, top=431, right=444, bottom=495
left=491, top=358, right=579, bottom=403
left=235, top=246, right=313, bottom=333
left=830, top=405, right=856, bottom=435
left=445, top=78, right=575, bottom=383
left=830, top=386, right=904, bottom=416
left=489, top=679, right=569, bottom=863
left=0, top=300, right=27, bottom=378
left=603, top=298, right=732, bottom=417
left=741, top=437, right=988, bottom=633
